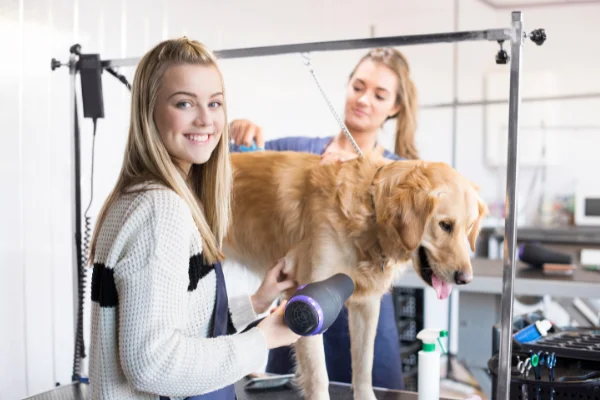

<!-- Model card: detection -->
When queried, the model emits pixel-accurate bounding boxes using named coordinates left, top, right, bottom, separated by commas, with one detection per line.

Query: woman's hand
left=251, top=259, right=297, bottom=314
left=229, top=119, right=265, bottom=148
left=257, top=300, right=301, bottom=349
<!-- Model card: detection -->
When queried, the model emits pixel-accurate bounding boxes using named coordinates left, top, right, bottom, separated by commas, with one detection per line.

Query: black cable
left=105, top=67, right=131, bottom=91
left=71, top=100, right=98, bottom=383
left=84, top=119, right=98, bottom=223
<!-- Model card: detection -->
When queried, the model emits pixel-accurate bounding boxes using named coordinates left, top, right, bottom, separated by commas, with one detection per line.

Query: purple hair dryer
left=284, top=273, right=355, bottom=336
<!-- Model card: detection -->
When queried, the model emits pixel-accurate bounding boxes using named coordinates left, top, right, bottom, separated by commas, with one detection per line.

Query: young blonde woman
left=229, top=47, right=420, bottom=390
left=87, top=37, right=299, bottom=400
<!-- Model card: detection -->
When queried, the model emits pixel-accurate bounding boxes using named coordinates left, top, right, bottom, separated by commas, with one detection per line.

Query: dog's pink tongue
left=432, top=274, right=453, bottom=300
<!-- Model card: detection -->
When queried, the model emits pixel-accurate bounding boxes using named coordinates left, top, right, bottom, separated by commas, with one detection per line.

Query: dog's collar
left=370, top=166, right=386, bottom=272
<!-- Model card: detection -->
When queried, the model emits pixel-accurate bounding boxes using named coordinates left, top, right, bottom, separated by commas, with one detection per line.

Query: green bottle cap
left=422, top=343, right=436, bottom=352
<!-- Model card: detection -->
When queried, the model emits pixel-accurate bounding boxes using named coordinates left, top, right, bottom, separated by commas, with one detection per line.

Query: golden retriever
left=223, top=150, right=488, bottom=400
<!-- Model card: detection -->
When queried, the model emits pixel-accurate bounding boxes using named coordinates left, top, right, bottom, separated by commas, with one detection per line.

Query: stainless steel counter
left=396, top=257, right=600, bottom=299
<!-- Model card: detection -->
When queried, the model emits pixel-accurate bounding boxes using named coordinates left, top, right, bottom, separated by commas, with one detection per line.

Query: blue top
left=233, top=135, right=403, bottom=161
left=230, top=135, right=405, bottom=390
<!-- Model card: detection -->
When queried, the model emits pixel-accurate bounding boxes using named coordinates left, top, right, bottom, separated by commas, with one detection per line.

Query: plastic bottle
left=513, top=319, right=552, bottom=343
left=417, top=328, right=448, bottom=400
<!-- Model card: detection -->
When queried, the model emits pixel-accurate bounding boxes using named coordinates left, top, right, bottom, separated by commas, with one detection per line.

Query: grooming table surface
left=235, top=378, right=444, bottom=400
left=23, top=380, right=454, bottom=400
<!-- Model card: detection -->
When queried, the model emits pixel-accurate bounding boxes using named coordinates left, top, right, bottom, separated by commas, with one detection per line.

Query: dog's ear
left=378, top=165, right=440, bottom=253
left=468, top=190, right=489, bottom=252
left=396, top=191, right=439, bottom=252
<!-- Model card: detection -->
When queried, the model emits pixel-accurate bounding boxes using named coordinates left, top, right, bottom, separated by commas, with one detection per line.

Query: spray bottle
left=417, top=328, right=448, bottom=400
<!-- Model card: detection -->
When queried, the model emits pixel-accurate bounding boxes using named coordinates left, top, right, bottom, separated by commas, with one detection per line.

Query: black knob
left=495, top=40, right=510, bottom=65
left=496, top=49, right=510, bottom=65
left=529, top=29, right=547, bottom=46
left=70, top=43, right=82, bottom=55
left=50, top=58, right=62, bottom=71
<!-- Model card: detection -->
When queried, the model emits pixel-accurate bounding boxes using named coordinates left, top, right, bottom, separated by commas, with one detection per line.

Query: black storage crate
left=519, top=329, right=600, bottom=362
left=488, top=330, right=600, bottom=400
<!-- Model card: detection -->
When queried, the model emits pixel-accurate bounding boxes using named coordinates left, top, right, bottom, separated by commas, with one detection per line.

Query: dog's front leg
left=348, top=295, right=381, bottom=400
left=294, top=335, right=330, bottom=400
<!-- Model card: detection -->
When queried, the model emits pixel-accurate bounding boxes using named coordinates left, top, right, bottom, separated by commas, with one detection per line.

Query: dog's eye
left=439, top=221, right=453, bottom=233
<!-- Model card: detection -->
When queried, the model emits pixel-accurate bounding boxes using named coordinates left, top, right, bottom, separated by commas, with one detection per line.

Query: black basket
left=518, top=329, right=600, bottom=362
left=488, top=351, right=600, bottom=400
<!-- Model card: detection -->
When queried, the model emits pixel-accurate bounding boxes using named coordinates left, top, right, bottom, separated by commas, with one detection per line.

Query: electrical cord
left=72, top=57, right=124, bottom=383
left=106, top=67, right=132, bottom=91
left=71, top=95, right=98, bottom=382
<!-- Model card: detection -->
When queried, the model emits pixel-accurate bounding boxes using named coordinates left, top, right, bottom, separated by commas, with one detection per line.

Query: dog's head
left=374, top=160, right=488, bottom=300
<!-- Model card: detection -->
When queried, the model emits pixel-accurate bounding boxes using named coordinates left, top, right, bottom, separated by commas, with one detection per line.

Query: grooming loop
left=301, top=52, right=363, bottom=158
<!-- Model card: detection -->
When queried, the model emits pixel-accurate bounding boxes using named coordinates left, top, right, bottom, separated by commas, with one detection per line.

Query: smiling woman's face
left=344, top=59, right=400, bottom=134
left=153, top=63, right=225, bottom=173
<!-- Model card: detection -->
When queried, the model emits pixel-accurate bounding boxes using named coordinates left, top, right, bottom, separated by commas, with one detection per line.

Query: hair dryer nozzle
left=284, top=273, right=354, bottom=336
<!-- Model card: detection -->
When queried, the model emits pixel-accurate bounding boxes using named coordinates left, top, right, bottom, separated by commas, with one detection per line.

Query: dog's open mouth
left=418, top=246, right=453, bottom=300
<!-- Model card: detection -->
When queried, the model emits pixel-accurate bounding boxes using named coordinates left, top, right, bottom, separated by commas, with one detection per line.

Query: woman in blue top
left=230, top=47, right=420, bottom=390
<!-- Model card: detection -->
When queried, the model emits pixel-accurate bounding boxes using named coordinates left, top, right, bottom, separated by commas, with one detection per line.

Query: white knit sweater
left=88, top=185, right=268, bottom=399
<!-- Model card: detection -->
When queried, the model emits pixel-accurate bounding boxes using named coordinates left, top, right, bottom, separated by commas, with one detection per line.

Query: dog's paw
left=353, top=387, right=377, bottom=400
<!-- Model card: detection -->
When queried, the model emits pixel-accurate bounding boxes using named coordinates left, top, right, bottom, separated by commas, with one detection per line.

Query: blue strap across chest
left=161, top=261, right=236, bottom=400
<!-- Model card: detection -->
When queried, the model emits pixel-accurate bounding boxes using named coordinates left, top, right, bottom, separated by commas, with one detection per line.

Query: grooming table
left=23, top=379, right=454, bottom=400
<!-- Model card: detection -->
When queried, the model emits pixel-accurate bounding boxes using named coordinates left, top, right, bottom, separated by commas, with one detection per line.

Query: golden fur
left=224, top=151, right=488, bottom=400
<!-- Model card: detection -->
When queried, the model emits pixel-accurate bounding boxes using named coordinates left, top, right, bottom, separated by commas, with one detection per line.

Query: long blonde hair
left=89, top=37, right=231, bottom=265
left=350, top=48, right=420, bottom=160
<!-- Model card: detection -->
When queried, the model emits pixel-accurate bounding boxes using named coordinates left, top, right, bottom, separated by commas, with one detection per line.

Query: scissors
left=518, top=357, right=532, bottom=378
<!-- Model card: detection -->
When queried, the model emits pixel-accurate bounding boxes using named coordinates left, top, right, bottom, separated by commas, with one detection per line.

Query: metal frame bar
left=98, top=29, right=511, bottom=68
left=479, top=0, right=600, bottom=9
left=422, top=91, right=600, bottom=109
left=496, top=11, right=524, bottom=400
left=57, top=12, right=541, bottom=399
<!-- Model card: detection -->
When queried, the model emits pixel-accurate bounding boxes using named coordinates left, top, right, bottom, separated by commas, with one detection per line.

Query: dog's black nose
left=454, top=271, right=472, bottom=285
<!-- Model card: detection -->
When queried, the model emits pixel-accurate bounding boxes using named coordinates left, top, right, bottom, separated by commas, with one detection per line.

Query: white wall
left=2, top=0, right=600, bottom=397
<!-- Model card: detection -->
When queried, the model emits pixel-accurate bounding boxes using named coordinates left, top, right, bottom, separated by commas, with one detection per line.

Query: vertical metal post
left=496, top=11, right=524, bottom=400
left=69, top=51, right=85, bottom=381
left=446, top=0, right=460, bottom=380
left=69, top=52, right=79, bottom=346
left=451, top=0, right=459, bottom=169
